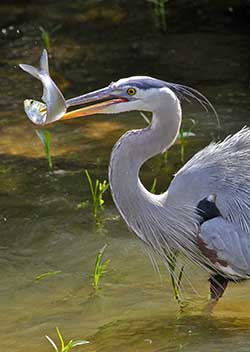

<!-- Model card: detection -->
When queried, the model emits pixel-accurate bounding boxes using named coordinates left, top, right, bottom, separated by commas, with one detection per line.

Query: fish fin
left=19, top=64, right=40, bottom=79
left=40, top=49, right=49, bottom=75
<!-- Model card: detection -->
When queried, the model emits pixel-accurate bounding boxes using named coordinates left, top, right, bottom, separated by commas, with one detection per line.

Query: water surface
left=1, top=1, right=250, bottom=351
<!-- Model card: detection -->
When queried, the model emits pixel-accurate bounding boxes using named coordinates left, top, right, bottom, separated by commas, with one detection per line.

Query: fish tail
left=40, top=49, right=49, bottom=75
left=19, top=64, right=40, bottom=79
left=19, top=49, right=49, bottom=78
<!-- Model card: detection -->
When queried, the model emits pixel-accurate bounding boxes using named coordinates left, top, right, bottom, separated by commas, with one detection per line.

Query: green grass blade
left=178, top=265, right=185, bottom=288
left=71, top=340, right=90, bottom=347
left=45, top=335, right=59, bottom=352
left=56, top=327, right=65, bottom=351
left=100, top=259, right=111, bottom=274
left=166, top=251, right=184, bottom=304
left=94, top=244, right=108, bottom=289
left=39, top=26, right=51, bottom=50
left=180, top=143, right=185, bottom=163
left=35, top=129, right=53, bottom=170
left=35, top=271, right=61, bottom=282
left=64, top=340, right=73, bottom=352
left=85, top=169, right=109, bottom=220
left=150, top=177, right=157, bottom=193
left=94, top=246, right=104, bottom=287
left=85, top=170, right=95, bottom=201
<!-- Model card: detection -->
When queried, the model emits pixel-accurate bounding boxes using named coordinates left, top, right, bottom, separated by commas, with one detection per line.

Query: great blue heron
left=56, top=76, right=250, bottom=300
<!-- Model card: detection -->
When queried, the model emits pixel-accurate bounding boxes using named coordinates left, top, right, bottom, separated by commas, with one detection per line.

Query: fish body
left=20, top=50, right=67, bottom=125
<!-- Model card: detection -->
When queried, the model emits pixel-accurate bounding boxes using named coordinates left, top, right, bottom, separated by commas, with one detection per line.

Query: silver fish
left=20, top=50, right=67, bottom=125
left=24, top=99, right=47, bottom=125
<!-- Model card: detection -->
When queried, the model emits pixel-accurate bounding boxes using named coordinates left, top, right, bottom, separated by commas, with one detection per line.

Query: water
left=1, top=1, right=250, bottom=351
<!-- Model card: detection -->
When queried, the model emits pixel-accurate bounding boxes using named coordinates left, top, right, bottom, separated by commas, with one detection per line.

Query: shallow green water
left=1, top=1, right=250, bottom=351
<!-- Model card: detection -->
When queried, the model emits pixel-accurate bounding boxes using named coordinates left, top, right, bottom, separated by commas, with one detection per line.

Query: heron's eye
left=127, top=87, right=137, bottom=96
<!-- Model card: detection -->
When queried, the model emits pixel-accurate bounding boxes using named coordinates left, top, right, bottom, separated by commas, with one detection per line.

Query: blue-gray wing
left=199, top=217, right=250, bottom=278
left=167, top=127, right=250, bottom=233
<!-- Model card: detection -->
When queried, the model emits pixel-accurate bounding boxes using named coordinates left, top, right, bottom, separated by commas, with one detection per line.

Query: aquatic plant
left=167, top=251, right=185, bottom=305
left=39, top=25, right=61, bottom=52
left=85, top=169, right=109, bottom=220
left=39, top=26, right=51, bottom=51
left=148, top=0, right=168, bottom=31
left=35, top=271, right=61, bottom=282
left=46, top=327, right=89, bottom=352
left=35, top=129, right=53, bottom=170
left=177, top=119, right=196, bottom=163
left=76, top=200, right=89, bottom=210
left=163, top=150, right=168, bottom=164
left=93, top=244, right=110, bottom=290
left=150, top=177, right=157, bottom=194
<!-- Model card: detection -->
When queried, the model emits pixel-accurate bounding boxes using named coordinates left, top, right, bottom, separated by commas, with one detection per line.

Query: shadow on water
left=1, top=0, right=250, bottom=351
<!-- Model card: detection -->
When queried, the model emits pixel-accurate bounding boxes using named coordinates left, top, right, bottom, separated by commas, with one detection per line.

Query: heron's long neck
left=109, top=106, right=182, bottom=244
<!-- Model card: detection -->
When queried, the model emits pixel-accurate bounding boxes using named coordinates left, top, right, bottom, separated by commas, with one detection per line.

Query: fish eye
left=30, top=100, right=33, bottom=105
left=127, top=87, right=137, bottom=96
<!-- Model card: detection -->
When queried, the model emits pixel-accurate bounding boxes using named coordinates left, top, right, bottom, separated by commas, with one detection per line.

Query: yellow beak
left=59, top=86, right=128, bottom=122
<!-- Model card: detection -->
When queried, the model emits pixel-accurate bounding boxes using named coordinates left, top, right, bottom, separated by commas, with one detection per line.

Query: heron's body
left=19, top=52, right=250, bottom=300
left=108, top=86, right=250, bottom=286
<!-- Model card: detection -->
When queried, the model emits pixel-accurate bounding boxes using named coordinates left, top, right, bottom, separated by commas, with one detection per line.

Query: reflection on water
left=89, top=315, right=250, bottom=352
left=1, top=1, right=250, bottom=351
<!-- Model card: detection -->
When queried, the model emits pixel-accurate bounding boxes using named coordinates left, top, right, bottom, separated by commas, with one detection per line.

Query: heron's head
left=60, top=76, right=206, bottom=122
left=60, top=76, right=216, bottom=122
